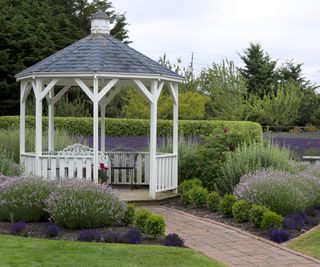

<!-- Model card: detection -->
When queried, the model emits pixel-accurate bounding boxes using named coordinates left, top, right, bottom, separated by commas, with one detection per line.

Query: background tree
left=0, top=0, right=130, bottom=115
left=198, top=60, right=248, bottom=120
left=239, top=43, right=277, bottom=98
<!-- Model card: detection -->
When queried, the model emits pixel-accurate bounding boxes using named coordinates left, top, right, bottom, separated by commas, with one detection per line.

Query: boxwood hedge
left=0, top=116, right=262, bottom=140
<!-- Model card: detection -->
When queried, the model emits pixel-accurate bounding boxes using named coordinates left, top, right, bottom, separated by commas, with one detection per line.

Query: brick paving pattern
left=149, top=206, right=320, bottom=267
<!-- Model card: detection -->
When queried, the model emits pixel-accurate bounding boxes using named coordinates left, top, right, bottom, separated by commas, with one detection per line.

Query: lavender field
left=264, top=132, right=320, bottom=157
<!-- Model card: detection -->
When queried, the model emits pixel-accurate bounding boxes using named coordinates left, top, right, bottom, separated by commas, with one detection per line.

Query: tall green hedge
left=0, top=116, right=262, bottom=141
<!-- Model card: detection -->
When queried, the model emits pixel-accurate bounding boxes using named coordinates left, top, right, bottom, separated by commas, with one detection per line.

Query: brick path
left=148, top=206, right=320, bottom=267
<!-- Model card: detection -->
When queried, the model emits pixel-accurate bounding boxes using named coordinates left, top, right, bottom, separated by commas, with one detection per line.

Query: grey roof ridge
left=16, top=35, right=92, bottom=77
left=35, top=35, right=93, bottom=74
left=107, top=35, right=182, bottom=78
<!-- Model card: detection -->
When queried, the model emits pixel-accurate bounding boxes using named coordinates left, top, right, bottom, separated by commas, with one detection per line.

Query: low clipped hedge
left=0, top=116, right=262, bottom=140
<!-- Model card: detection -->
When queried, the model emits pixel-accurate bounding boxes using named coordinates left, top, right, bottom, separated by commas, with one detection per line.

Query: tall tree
left=239, top=43, right=277, bottom=98
left=0, top=0, right=130, bottom=115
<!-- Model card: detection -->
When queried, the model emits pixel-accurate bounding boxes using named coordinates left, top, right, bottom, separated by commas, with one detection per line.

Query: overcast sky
left=112, top=0, right=320, bottom=85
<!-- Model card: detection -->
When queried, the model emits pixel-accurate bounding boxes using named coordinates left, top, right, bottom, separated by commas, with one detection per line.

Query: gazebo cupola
left=16, top=10, right=183, bottom=199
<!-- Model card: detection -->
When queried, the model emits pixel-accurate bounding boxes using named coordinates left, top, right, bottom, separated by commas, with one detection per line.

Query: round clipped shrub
left=122, top=204, right=136, bottom=226
left=45, top=180, right=126, bottom=229
left=269, top=229, right=290, bottom=243
left=249, top=205, right=270, bottom=228
left=135, top=209, right=152, bottom=232
left=189, top=186, right=208, bottom=208
left=44, top=224, right=59, bottom=238
left=218, top=194, right=236, bottom=216
left=178, top=178, right=202, bottom=204
left=0, top=177, right=53, bottom=222
left=78, top=229, right=101, bottom=242
left=232, top=200, right=251, bottom=223
left=163, top=233, right=184, bottom=247
left=261, top=210, right=283, bottom=230
left=207, top=192, right=221, bottom=211
left=145, top=214, right=166, bottom=238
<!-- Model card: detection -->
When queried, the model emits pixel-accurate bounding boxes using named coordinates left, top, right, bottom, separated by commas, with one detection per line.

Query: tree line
left=0, top=1, right=319, bottom=127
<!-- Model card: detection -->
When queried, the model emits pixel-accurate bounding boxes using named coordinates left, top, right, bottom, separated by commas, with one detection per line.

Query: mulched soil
left=162, top=198, right=319, bottom=241
left=0, top=222, right=162, bottom=245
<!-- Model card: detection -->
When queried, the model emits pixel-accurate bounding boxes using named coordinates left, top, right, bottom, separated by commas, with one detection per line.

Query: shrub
left=44, top=224, right=59, bottom=238
left=249, top=205, right=270, bottom=228
left=103, top=230, right=118, bottom=243
left=78, top=229, right=101, bottom=242
left=207, top=192, right=221, bottom=211
left=10, top=221, right=27, bottom=235
left=234, top=169, right=320, bottom=215
left=218, top=194, right=236, bottom=216
left=163, top=233, right=184, bottom=247
left=135, top=209, right=152, bottom=232
left=283, top=215, right=305, bottom=230
left=269, top=229, right=290, bottom=243
left=178, top=178, right=202, bottom=204
left=221, top=141, right=294, bottom=193
left=123, top=227, right=141, bottom=244
left=145, top=214, right=166, bottom=238
left=0, top=148, right=22, bottom=176
left=0, top=177, right=53, bottom=222
left=189, top=186, right=208, bottom=208
left=0, top=116, right=262, bottom=140
left=261, top=210, right=283, bottom=230
left=232, top=200, right=251, bottom=223
left=122, top=204, right=136, bottom=226
left=46, top=180, right=126, bottom=229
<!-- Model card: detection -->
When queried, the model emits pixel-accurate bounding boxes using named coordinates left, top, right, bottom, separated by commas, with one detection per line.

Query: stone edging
left=157, top=206, right=320, bottom=265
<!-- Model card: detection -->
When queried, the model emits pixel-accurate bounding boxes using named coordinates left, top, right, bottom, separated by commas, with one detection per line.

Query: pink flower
left=99, top=163, right=108, bottom=172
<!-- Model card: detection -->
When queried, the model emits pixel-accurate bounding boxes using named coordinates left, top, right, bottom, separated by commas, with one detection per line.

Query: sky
left=112, top=0, right=320, bottom=85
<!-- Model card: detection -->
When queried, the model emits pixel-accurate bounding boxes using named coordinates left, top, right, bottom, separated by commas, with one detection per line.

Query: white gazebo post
left=149, top=80, right=158, bottom=199
left=34, top=79, right=43, bottom=176
left=48, top=88, right=55, bottom=152
left=100, top=103, right=106, bottom=154
left=93, top=76, right=99, bottom=183
left=171, top=83, right=179, bottom=192
left=19, top=81, right=27, bottom=158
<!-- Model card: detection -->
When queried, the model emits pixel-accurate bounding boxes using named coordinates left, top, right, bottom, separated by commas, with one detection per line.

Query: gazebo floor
left=114, top=187, right=179, bottom=204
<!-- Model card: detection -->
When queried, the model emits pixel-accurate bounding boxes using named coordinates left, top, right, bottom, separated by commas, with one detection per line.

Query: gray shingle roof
left=16, top=34, right=183, bottom=79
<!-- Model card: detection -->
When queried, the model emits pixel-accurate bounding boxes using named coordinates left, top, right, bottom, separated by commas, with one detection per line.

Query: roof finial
left=91, top=10, right=110, bottom=34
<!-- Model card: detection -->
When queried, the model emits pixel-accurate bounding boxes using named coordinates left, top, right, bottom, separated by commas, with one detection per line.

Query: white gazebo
left=16, top=11, right=183, bottom=199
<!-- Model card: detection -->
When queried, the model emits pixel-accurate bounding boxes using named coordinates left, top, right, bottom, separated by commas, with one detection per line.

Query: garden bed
left=0, top=221, right=163, bottom=245
left=163, top=198, right=320, bottom=242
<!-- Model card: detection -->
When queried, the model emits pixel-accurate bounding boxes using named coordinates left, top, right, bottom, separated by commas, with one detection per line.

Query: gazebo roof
left=16, top=32, right=182, bottom=80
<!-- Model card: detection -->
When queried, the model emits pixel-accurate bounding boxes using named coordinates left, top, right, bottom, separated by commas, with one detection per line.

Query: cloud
left=112, top=0, right=320, bottom=84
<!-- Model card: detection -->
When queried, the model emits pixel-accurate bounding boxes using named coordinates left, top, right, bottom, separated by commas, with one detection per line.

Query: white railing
left=20, top=152, right=150, bottom=185
left=156, top=153, right=178, bottom=192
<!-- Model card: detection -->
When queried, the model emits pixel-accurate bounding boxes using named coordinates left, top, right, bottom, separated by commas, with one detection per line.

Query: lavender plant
left=163, top=233, right=184, bottom=247
left=45, top=179, right=126, bottom=229
left=10, top=221, right=27, bottom=235
left=44, top=224, right=59, bottom=238
left=234, top=169, right=320, bottom=215
left=0, top=177, right=53, bottom=221
left=78, top=229, right=101, bottom=242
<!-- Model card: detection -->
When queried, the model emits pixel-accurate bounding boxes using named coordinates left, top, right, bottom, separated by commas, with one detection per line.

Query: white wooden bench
left=302, top=156, right=320, bottom=165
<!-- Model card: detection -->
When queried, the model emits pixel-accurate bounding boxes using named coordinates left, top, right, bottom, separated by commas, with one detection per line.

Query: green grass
left=287, top=226, right=320, bottom=260
left=0, top=235, right=224, bottom=267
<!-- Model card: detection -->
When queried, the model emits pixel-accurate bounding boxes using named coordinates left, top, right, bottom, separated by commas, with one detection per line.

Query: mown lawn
left=0, top=235, right=224, bottom=267
left=287, top=226, right=320, bottom=260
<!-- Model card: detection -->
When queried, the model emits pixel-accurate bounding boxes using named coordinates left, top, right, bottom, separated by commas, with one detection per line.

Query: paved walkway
left=148, top=206, right=320, bottom=267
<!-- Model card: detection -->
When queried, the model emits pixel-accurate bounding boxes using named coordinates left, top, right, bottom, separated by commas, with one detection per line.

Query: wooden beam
left=98, top=78, right=118, bottom=101
left=169, top=82, right=178, bottom=105
left=74, top=78, right=94, bottom=102
left=134, top=80, right=153, bottom=104
left=51, top=83, right=72, bottom=105
left=101, top=87, right=121, bottom=107
left=156, top=81, right=164, bottom=101
left=39, top=79, right=59, bottom=100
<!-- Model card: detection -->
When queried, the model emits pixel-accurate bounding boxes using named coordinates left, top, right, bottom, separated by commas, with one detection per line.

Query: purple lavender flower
left=10, top=221, right=27, bottom=235
left=163, top=233, right=184, bottom=247
left=123, top=227, right=141, bottom=244
left=78, top=229, right=101, bottom=242
left=103, top=230, right=118, bottom=243
left=44, top=224, right=59, bottom=238
left=269, top=229, right=290, bottom=243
